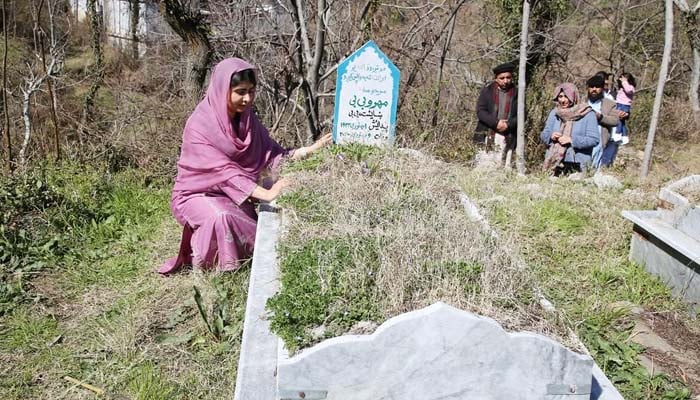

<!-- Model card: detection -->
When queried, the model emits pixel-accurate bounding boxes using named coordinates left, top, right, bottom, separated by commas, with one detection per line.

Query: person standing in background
left=474, top=62, right=518, bottom=168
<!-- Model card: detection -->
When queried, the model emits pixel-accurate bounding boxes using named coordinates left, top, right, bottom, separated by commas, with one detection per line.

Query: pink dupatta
left=173, top=58, right=284, bottom=194
left=159, top=58, right=284, bottom=275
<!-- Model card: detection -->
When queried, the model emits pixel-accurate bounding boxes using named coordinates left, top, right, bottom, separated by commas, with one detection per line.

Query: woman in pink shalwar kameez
left=159, top=58, right=331, bottom=274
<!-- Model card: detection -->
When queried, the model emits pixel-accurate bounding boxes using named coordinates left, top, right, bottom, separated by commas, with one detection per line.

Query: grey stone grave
left=234, top=192, right=624, bottom=400
left=622, top=175, right=700, bottom=313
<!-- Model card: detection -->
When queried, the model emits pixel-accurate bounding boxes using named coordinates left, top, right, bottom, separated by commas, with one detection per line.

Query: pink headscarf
left=552, top=82, right=579, bottom=105
left=173, top=58, right=284, bottom=193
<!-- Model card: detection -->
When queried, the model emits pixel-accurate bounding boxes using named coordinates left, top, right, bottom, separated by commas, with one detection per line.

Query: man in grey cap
left=474, top=62, right=518, bottom=167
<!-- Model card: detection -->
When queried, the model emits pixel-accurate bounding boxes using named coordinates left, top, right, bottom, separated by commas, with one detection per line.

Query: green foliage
left=267, top=237, right=381, bottom=352
left=0, top=163, right=168, bottom=313
left=460, top=171, right=693, bottom=399
left=527, top=199, right=587, bottom=234
left=127, top=362, right=179, bottom=400
left=193, top=279, right=243, bottom=343
left=580, top=316, right=691, bottom=399
left=0, top=309, right=59, bottom=352
left=423, top=260, right=482, bottom=296
left=0, top=168, right=99, bottom=312
left=590, top=262, right=674, bottom=307
left=329, top=142, right=380, bottom=162
left=277, top=188, right=331, bottom=224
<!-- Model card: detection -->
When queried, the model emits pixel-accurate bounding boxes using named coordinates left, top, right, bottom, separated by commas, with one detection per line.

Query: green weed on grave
left=267, top=237, right=381, bottom=352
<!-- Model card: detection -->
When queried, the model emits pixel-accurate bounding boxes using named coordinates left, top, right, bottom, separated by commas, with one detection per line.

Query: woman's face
left=227, top=81, right=256, bottom=115
left=557, top=92, right=572, bottom=108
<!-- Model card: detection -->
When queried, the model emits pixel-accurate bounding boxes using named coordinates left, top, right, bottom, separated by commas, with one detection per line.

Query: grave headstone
left=277, top=302, right=595, bottom=400
left=333, top=41, right=399, bottom=146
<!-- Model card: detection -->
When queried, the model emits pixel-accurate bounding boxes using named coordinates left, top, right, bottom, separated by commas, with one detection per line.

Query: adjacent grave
left=622, top=175, right=700, bottom=314
left=333, top=41, right=399, bottom=146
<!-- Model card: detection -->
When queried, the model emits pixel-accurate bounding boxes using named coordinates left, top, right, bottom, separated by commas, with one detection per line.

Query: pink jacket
left=616, top=80, right=635, bottom=106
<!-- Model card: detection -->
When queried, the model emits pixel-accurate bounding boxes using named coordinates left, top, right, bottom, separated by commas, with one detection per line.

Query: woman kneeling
left=160, top=58, right=331, bottom=274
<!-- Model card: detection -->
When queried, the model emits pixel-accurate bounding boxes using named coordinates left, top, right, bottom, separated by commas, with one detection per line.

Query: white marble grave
left=235, top=176, right=624, bottom=400
left=277, top=302, right=594, bottom=400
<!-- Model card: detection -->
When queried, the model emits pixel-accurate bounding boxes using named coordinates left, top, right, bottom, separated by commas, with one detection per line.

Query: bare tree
left=673, top=0, right=700, bottom=121
left=641, top=0, right=674, bottom=179
left=40, top=0, right=62, bottom=161
left=18, top=0, right=62, bottom=168
left=129, top=0, right=140, bottom=61
left=81, top=0, right=104, bottom=135
left=158, top=0, right=213, bottom=97
left=515, top=0, right=530, bottom=175
left=290, top=0, right=329, bottom=143
left=2, top=0, right=12, bottom=173
left=431, top=3, right=459, bottom=128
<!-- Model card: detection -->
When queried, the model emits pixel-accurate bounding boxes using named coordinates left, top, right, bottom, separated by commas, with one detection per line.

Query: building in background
left=69, top=0, right=166, bottom=56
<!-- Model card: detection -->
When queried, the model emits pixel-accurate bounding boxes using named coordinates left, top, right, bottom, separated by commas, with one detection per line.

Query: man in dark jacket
left=474, top=62, right=518, bottom=167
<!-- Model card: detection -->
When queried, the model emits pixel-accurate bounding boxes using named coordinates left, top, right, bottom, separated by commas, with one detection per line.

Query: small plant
left=193, top=282, right=241, bottom=342
left=580, top=316, right=691, bottom=400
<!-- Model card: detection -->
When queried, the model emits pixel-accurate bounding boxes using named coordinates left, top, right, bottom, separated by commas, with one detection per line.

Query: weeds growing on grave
left=459, top=170, right=694, bottom=400
left=269, top=144, right=576, bottom=353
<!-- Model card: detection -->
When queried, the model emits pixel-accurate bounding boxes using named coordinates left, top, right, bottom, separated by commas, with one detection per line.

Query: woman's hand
left=558, top=135, right=572, bottom=145
left=292, top=133, right=333, bottom=160
left=251, top=177, right=291, bottom=202
left=311, top=133, right=333, bottom=152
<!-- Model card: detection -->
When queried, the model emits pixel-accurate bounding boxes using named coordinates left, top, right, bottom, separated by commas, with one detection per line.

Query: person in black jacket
left=474, top=62, right=518, bottom=167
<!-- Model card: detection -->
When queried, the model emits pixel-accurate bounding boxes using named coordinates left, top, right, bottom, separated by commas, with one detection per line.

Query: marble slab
left=277, top=302, right=595, bottom=400
left=233, top=210, right=281, bottom=400
left=623, top=210, right=700, bottom=313
left=659, top=175, right=700, bottom=208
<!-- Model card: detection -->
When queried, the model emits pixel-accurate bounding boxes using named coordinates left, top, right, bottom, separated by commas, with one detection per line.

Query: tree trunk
left=641, top=0, right=674, bottom=179
left=81, top=0, right=104, bottom=133
left=158, top=0, right=213, bottom=97
left=2, top=0, right=12, bottom=173
left=19, top=91, right=32, bottom=168
left=683, top=5, right=700, bottom=120
left=360, top=0, right=379, bottom=42
left=291, top=0, right=327, bottom=143
left=431, top=9, right=458, bottom=128
left=40, top=1, right=61, bottom=161
left=673, top=0, right=700, bottom=121
left=129, top=0, right=140, bottom=61
left=516, top=0, right=530, bottom=175
left=691, top=46, right=700, bottom=121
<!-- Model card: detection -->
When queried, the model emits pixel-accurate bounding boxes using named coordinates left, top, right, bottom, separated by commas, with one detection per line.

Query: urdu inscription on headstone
left=333, top=41, right=400, bottom=146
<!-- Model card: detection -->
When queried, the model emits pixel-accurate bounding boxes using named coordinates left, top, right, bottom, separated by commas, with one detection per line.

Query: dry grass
left=274, top=145, right=580, bottom=351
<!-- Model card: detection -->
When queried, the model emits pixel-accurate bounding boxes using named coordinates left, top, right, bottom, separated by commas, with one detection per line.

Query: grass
left=0, top=164, right=249, bottom=399
left=459, top=168, right=695, bottom=399
left=268, top=144, right=577, bottom=353
left=1, top=144, right=696, bottom=399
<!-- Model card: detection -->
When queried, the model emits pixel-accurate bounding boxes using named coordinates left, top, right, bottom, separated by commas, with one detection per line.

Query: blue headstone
left=333, top=41, right=400, bottom=146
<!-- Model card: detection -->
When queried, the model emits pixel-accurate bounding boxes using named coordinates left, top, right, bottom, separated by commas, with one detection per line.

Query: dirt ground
left=635, top=310, right=700, bottom=396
